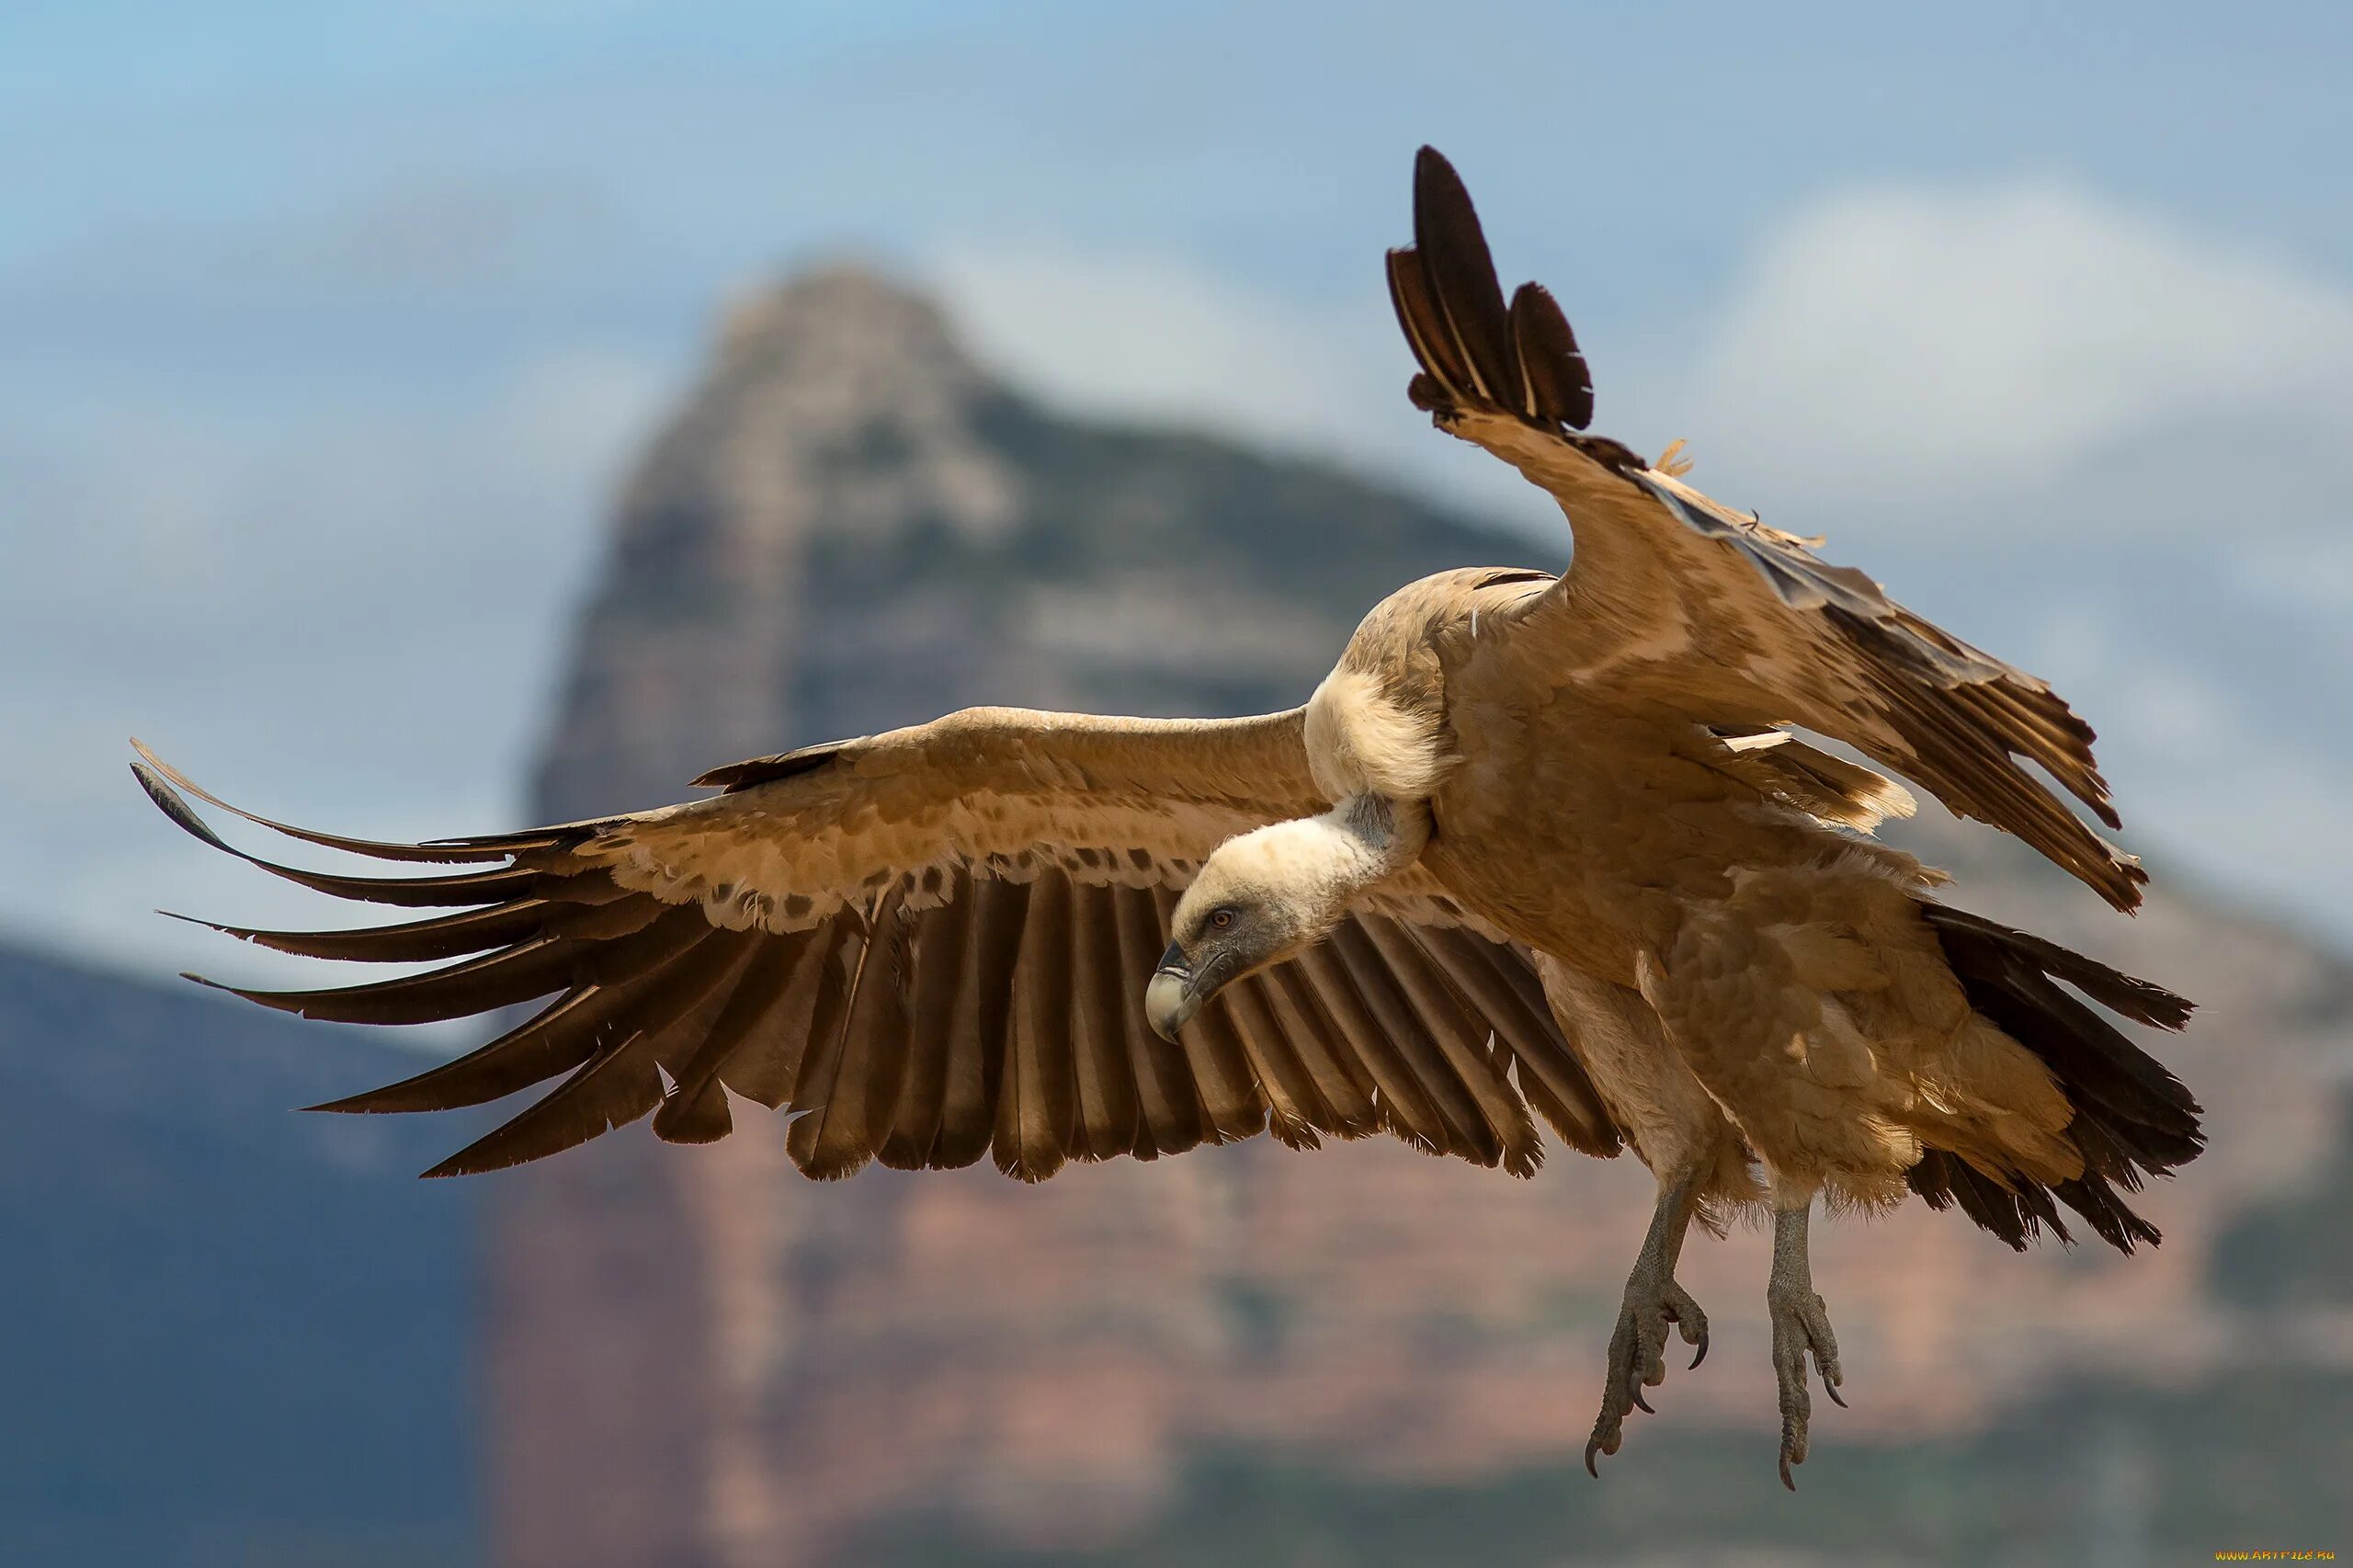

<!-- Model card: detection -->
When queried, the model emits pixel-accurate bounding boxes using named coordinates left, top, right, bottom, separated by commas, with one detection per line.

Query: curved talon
left=1778, top=1412, right=1809, bottom=1492
left=1768, top=1278, right=1840, bottom=1492
left=1659, top=1287, right=1709, bottom=1372
left=1629, top=1382, right=1653, bottom=1415
left=1584, top=1437, right=1603, bottom=1479
left=1667, top=1291, right=1710, bottom=1370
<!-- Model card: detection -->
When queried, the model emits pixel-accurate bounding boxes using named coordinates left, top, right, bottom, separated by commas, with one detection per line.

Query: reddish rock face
left=493, top=269, right=2351, bottom=1568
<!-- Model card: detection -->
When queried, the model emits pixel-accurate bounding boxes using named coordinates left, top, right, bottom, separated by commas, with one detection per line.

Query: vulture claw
left=1586, top=1256, right=1709, bottom=1471
left=1768, top=1273, right=1845, bottom=1494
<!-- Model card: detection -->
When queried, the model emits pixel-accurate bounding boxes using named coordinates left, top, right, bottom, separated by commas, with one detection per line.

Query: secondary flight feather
left=139, top=146, right=2199, bottom=1487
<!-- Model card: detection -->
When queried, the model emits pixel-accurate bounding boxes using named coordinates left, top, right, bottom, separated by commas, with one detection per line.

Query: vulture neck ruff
left=1304, top=667, right=1450, bottom=803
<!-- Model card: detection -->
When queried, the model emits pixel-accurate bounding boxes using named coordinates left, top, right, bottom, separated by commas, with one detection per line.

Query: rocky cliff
left=494, top=268, right=2353, bottom=1568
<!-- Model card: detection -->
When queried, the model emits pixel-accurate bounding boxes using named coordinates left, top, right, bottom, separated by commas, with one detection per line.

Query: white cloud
left=1683, top=178, right=2353, bottom=497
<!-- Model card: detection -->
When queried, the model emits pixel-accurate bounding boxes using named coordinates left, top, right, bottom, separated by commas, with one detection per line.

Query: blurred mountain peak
left=714, top=259, right=983, bottom=395
left=613, top=257, right=1018, bottom=563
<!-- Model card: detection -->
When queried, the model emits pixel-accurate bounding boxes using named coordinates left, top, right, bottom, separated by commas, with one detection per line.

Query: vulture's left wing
left=1388, top=147, right=2143, bottom=912
left=134, top=711, right=1617, bottom=1182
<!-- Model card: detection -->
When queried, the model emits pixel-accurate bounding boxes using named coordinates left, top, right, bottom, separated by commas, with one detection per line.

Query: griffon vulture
left=134, top=146, right=2200, bottom=1487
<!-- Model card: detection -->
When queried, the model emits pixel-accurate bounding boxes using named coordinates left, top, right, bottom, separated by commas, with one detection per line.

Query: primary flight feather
left=138, top=145, right=2200, bottom=1488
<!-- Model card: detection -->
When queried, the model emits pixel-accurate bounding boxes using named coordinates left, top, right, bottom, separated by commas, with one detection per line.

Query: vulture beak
left=1144, top=942, right=1199, bottom=1041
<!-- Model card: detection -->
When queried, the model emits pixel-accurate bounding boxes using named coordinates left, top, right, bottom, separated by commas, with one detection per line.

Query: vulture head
left=1146, top=795, right=1427, bottom=1040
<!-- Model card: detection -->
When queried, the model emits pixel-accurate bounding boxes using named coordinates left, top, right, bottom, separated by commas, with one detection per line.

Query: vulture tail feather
left=1916, top=903, right=2201, bottom=1255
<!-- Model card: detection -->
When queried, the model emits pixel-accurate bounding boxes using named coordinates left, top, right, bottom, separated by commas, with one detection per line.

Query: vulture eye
left=1210, top=908, right=1236, bottom=930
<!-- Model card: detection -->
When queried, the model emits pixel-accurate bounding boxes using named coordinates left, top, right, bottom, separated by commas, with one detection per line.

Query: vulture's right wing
left=1387, top=147, right=2144, bottom=913
left=135, top=710, right=1616, bottom=1182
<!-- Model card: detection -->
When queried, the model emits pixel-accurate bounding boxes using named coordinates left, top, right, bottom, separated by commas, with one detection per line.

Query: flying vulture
left=135, top=146, right=2201, bottom=1487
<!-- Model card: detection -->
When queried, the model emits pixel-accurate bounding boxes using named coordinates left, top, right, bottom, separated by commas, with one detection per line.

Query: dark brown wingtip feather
left=1508, top=281, right=1596, bottom=430
left=653, top=1082, right=734, bottom=1144
left=133, top=762, right=235, bottom=854
left=417, top=1033, right=673, bottom=1179
left=193, top=937, right=571, bottom=1026
left=1410, top=146, right=1518, bottom=408
left=1386, top=245, right=1472, bottom=404
left=140, top=761, right=551, bottom=909
left=131, top=739, right=541, bottom=863
left=164, top=901, right=552, bottom=965
left=301, top=980, right=647, bottom=1115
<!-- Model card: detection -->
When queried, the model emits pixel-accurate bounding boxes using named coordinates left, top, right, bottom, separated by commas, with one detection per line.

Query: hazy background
left=6, top=6, right=2353, bottom=1566
left=7, top=0, right=2350, bottom=974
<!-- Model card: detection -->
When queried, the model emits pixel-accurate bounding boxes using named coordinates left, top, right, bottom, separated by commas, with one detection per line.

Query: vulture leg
left=1767, top=1193, right=1846, bottom=1491
left=1583, top=1172, right=1709, bottom=1477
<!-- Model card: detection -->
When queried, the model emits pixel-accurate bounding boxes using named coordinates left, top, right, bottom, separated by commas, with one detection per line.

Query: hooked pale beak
left=1144, top=942, right=1199, bottom=1041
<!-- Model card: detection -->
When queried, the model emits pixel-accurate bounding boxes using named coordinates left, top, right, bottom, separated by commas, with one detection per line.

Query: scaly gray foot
left=1767, top=1203, right=1845, bottom=1490
left=1584, top=1255, right=1709, bottom=1476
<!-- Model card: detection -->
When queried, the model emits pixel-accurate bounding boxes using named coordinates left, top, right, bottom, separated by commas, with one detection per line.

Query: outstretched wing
left=135, top=710, right=1618, bottom=1182
left=1387, top=147, right=2143, bottom=912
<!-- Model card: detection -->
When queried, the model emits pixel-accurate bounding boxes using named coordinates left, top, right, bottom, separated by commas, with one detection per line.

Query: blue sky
left=6, top=0, right=2350, bottom=977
